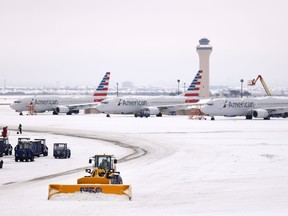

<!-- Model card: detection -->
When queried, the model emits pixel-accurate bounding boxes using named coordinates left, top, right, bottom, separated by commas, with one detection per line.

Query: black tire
left=15, top=158, right=18, bottom=162
left=31, top=156, right=34, bottom=162
left=111, top=175, right=123, bottom=184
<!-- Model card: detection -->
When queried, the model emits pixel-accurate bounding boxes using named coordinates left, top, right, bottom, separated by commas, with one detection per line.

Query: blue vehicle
left=15, top=141, right=34, bottom=162
left=0, top=137, right=13, bottom=156
left=0, top=139, right=4, bottom=157
left=53, top=143, right=71, bottom=159
left=0, top=137, right=3, bottom=168
left=15, top=138, right=48, bottom=159
left=32, top=139, right=48, bottom=157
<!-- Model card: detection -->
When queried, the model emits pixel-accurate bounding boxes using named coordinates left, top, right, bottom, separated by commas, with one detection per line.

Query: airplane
left=96, top=70, right=204, bottom=117
left=10, top=72, right=111, bottom=115
left=200, top=97, right=288, bottom=120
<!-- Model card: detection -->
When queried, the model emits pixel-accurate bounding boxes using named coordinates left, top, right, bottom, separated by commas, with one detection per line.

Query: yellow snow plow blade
left=48, top=184, right=132, bottom=200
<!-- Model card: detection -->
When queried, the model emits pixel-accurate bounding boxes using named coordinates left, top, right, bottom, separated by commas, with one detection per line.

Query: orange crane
left=247, top=75, right=272, bottom=96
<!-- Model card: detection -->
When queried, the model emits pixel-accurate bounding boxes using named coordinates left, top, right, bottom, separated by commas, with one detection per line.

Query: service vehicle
left=48, top=154, right=132, bottom=200
left=53, top=143, right=71, bottom=158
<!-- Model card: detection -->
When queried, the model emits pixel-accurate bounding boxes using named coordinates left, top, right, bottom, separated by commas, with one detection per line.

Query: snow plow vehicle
left=48, top=154, right=132, bottom=200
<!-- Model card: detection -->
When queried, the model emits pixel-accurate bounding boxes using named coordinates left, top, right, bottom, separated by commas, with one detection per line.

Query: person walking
left=18, top=124, right=22, bottom=134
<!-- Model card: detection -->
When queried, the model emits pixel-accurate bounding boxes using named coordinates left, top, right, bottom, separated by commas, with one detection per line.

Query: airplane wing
left=262, top=107, right=288, bottom=115
left=63, top=102, right=99, bottom=111
left=155, top=99, right=210, bottom=111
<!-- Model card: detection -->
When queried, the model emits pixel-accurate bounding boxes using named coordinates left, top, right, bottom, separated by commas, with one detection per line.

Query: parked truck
left=15, top=139, right=35, bottom=162
left=15, top=138, right=48, bottom=157
left=0, top=139, right=4, bottom=157
left=53, top=143, right=71, bottom=158
left=0, top=126, right=13, bottom=156
left=32, top=139, right=48, bottom=157
left=0, top=141, right=3, bottom=168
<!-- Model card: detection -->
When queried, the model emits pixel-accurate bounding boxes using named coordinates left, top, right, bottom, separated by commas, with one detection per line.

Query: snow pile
left=50, top=192, right=129, bottom=201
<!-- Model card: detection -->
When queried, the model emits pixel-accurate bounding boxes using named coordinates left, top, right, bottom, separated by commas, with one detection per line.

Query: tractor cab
left=89, top=154, right=117, bottom=171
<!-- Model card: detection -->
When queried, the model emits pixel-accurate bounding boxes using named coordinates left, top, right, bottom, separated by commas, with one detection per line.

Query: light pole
left=116, top=83, right=119, bottom=97
left=177, top=79, right=180, bottom=95
left=240, top=79, right=244, bottom=98
left=183, top=82, right=186, bottom=93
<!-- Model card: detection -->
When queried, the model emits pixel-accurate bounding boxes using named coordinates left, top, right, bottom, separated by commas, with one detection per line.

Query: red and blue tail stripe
left=94, top=72, right=110, bottom=102
left=184, top=70, right=202, bottom=103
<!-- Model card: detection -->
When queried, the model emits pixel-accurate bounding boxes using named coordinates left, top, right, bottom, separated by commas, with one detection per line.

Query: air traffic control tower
left=196, top=38, right=212, bottom=98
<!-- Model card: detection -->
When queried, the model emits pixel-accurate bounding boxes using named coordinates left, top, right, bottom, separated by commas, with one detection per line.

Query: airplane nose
left=9, top=103, right=15, bottom=109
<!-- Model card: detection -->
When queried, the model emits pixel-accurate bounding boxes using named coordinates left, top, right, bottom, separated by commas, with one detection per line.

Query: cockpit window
left=101, top=101, right=109, bottom=104
left=13, top=101, right=21, bottom=104
left=207, top=102, right=214, bottom=106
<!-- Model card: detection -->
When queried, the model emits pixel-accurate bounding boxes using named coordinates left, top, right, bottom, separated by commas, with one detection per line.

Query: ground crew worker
left=18, top=124, right=22, bottom=134
left=100, top=159, right=109, bottom=170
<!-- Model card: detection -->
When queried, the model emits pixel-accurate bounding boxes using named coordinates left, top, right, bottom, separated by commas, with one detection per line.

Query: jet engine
left=144, top=107, right=160, bottom=115
left=55, top=106, right=70, bottom=114
left=136, top=107, right=160, bottom=117
left=252, top=109, right=269, bottom=118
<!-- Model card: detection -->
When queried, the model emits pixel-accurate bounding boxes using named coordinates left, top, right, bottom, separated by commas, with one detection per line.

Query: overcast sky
left=1, top=0, right=288, bottom=89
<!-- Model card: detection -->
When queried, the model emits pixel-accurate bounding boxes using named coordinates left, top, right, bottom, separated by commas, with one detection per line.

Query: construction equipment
left=248, top=75, right=272, bottom=96
left=53, top=143, right=71, bottom=158
left=48, top=154, right=132, bottom=200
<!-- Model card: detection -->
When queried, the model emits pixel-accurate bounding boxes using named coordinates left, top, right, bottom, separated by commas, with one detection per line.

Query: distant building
left=196, top=38, right=212, bottom=98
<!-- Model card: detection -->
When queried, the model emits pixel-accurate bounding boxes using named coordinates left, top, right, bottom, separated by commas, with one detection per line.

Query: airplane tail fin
left=184, top=70, right=202, bottom=103
left=93, top=72, right=110, bottom=102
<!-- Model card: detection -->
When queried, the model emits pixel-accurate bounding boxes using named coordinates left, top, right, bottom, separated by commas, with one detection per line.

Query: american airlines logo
left=117, top=99, right=148, bottom=106
left=34, top=99, right=59, bottom=105
left=225, top=101, right=255, bottom=108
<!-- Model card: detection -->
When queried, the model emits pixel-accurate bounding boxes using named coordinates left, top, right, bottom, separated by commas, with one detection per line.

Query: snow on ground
left=1, top=105, right=288, bottom=216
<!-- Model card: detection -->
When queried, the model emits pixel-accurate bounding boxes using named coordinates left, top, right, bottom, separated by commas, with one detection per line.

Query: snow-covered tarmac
left=1, top=105, right=288, bottom=216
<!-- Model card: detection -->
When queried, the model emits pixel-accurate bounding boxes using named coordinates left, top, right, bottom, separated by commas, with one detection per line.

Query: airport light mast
left=197, top=38, right=212, bottom=98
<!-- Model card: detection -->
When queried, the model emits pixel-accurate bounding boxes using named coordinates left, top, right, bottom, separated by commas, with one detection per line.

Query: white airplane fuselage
left=10, top=95, right=93, bottom=113
left=200, top=97, right=288, bottom=119
left=96, top=95, right=196, bottom=115
left=10, top=72, right=111, bottom=115
left=96, top=70, right=202, bottom=117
